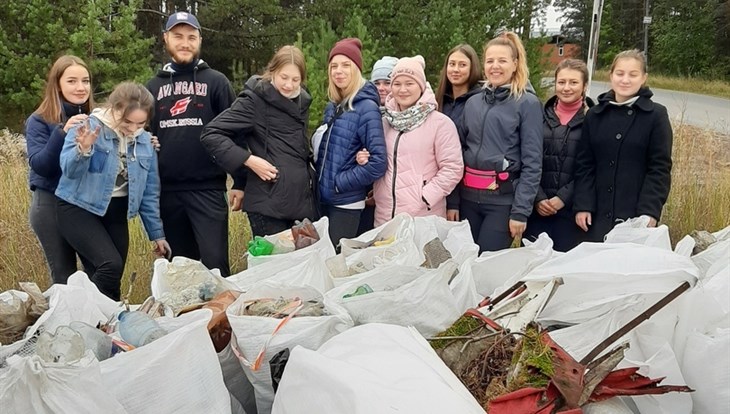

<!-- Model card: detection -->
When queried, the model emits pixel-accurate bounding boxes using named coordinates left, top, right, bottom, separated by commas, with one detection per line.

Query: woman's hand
left=509, top=219, right=526, bottom=239
left=245, top=155, right=279, bottom=181
left=151, top=135, right=161, bottom=152
left=75, top=120, right=101, bottom=153
left=536, top=199, right=557, bottom=216
left=576, top=212, right=592, bottom=232
left=447, top=209, right=459, bottom=222
left=356, top=148, right=370, bottom=165
left=229, top=189, right=244, bottom=211
left=153, top=239, right=172, bottom=259
left=63, top=114, right=89, bottom=133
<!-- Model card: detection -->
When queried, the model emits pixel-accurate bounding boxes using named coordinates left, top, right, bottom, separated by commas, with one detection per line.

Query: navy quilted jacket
left=315, top=81, right=387, bottom=206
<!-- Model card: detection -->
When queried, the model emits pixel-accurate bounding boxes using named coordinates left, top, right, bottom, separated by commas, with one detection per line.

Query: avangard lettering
left=156, top=82, right=208, bottom=100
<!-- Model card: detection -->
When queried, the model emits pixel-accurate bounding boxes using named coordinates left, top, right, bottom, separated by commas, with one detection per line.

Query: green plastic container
left=248, top=236, right=275, bottom=256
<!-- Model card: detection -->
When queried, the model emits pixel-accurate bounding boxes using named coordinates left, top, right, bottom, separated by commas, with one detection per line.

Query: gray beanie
left=370, top=56, right=399, bottom=82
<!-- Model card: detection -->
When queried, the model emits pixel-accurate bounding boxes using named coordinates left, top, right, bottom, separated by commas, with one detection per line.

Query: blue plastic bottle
left=118, top=311, right=167, bottom=348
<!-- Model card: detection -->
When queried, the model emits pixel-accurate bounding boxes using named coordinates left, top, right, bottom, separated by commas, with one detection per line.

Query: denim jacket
left=55, top=115, right=165, bottom=241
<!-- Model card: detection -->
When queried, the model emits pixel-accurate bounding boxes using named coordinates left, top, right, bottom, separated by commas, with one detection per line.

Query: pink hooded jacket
left=373, top=86, right=464, bottom=226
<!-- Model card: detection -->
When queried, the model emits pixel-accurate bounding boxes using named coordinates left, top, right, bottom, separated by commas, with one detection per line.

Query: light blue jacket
left=55, top=115, right=164, bottom=241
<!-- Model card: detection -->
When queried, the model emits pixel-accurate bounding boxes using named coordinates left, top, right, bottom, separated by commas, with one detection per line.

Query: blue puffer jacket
left=315, top=81, right=386, bottom=206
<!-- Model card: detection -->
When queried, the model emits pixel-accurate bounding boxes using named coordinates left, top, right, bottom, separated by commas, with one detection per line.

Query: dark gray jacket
left=450, top=84, right=543, bottom=222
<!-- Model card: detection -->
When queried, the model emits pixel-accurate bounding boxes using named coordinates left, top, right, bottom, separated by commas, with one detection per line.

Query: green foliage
left=0, top=0, right=154, bottom=130
left=296, top=20, right=338, bottom=132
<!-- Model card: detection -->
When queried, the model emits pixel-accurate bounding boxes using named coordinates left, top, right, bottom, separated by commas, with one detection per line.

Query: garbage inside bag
left=689, top=230, right=716, bottom=254
left=35, top=325, right=86, bottom=364
left=241, top=297, right=327, bottom=318
left=270, top=348, right=290, bottom=393
left=68, top=321, right=112, bottom=362
left=292, top=218, right=320, bottom=250
left=117, top=311, right=167, bottom=348
left=203, top=290, right=241, bottom=353
left=249, top=236, right=275, bottom=256
left=157, top=280, right=216, bottom=315
left=342, top=284, right=373, bottom=299
left=0, top=282, right=48, bottom=345
left=421, top=237, right=453, bottom=269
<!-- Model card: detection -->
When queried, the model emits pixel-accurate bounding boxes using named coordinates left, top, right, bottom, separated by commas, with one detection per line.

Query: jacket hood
left=353, top=81, right=381, bottom=107
left=384, top=82, right=438, bottom=112
left=243, top=75, right=312, bottom=121
left=156, top=59, right=211, bottom=77
left=594, top=87, right=654, bottom=113
left=91, top=108, right=145, bottom=140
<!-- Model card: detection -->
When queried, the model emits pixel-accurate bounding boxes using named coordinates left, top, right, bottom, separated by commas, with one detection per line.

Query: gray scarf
left=382, top=102, right=435, bottom=132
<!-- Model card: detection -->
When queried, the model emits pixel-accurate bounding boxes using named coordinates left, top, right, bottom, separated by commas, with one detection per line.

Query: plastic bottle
left=342, top=284, right=374, bottom=299
left=248, top=236, right=275, bottom=256
left=291, top=218, right=320, bottom=249
left=117, top=311, right=167, bottom=348
left=69, top=321, right=113, bottom=361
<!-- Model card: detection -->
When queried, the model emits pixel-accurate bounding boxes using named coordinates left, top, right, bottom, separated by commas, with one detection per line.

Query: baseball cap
left=165, top=12, right=200, bottom=31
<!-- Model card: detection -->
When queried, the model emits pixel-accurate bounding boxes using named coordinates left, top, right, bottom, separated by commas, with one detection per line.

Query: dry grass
left=0, top=129, right=251, bottom=303
left=592, top=70, right=730, bottom=99
left=1, top=123, right=728, bottom=301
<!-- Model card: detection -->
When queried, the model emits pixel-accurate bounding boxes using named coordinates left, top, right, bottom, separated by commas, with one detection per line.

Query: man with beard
left=147, top=12, right=244, bottom=276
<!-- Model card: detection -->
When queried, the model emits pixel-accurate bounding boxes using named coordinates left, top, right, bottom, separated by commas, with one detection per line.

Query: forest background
left=1, top=0, right=728, bottom=132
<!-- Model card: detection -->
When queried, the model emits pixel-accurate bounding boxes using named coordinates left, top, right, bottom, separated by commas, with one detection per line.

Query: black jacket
left=200, top=76, right=317, bottom=221
left=146, top=59, right=243, bottom=192
left=534, top=95, right=595, bottom=218
left=441, top=84, right=482, bottom=126
left=573, top=88, right=673, bottom=241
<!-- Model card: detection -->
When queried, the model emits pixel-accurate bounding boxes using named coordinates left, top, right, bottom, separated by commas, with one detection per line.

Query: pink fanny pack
left=463, top=167, right=510, bottom=190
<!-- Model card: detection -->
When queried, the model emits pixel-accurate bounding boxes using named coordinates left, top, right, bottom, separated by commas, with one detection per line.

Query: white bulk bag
left=270, top=323, right=485, bottom=414
left=100, top=309, right=231, bottom=414
left=228, top=254, right=333, bottom=294
left=604, top=216, right=672, bottom=250
left=413, top=215, right=479, bottom=265
left=340, top=213, right=422, bottom=270
left=227, top=283, right=353, bottom=414
left=325, top=261, right=464, bottom=336
left=151, top=256, right=238, bottom=299
left=247, top=217, right=335, bottom=268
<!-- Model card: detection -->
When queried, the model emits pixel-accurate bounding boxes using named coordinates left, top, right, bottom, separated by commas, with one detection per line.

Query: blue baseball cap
left=165, top=12, right=200, bottom=31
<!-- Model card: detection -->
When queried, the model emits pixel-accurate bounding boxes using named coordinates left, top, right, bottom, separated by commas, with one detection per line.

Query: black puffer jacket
left=573, top=87, right=672, bottom=241
left=535, top=95, right=595, bottom=218
left=200, top=76, right=318, bottom=221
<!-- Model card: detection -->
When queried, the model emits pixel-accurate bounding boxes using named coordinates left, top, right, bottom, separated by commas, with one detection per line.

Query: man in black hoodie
left=147, top=12, right=243, bottom=276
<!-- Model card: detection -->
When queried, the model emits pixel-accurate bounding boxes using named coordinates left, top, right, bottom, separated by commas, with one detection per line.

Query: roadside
left=591, top=70, right=730, bottom=100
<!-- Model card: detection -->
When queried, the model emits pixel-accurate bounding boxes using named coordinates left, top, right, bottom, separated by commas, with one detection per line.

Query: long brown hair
left=483, top=32, right=529, bottom=98
left=262, top=45, right=307, bottom=84
left=106, top=82, right=154, bottom=128
left=35, top=55, right=94, bottom=124
left=435, top=44, right=482, bottom=111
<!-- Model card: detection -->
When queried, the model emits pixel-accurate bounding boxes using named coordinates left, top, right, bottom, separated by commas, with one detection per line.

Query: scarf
left=382, top=102, right=435, bottom=132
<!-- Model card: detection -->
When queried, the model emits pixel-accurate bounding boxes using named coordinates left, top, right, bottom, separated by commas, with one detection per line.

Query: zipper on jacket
left=317, top=106, right=344, bottom=184
left=390, top=131, right=405, bottom=219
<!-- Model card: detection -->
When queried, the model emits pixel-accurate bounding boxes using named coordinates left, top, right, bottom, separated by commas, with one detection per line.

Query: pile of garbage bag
left=0, top=213, right=727, bottom=414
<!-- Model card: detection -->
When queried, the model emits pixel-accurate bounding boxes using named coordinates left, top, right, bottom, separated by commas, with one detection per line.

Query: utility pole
left=643, top=0, right=651, bottom=70
left=586, top=0, right=605, bottom=97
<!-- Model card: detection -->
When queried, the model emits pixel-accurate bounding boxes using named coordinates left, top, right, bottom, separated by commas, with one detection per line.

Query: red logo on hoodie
left=170, top=96, right=192, bottom=116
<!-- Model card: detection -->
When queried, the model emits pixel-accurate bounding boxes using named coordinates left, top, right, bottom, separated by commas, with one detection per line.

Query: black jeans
left=525, top=212, right=583, bottom=252
left=57, top=197, right=129, bottom=300
left=321, top=204, right=362, bottom=249
left=29, top=189, right=93, bottom=284
left=247, top=212, right=296, bottom=237
left=160, top=190, right=230, bottom=276
left=460, top=199, right=513, bottom=253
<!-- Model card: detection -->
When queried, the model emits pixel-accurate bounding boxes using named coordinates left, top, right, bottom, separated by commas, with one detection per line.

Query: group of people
left=25, top=11, right=673, bottom=300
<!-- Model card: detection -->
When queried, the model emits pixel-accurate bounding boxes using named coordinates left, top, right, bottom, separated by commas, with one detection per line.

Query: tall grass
left=0, top=129, right=251, bottom=303
left=592, top=70, right=730, bottom=99
left=1, top=124, right=728, bottom=301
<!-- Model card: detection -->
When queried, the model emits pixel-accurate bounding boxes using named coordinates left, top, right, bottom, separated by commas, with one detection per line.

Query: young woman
left=200, top=45, right=318, bottom=237
left=55, top=82, right=170, bottom=300
left=524, top=59, right=595, bottom=252
left=447, top=32, right=543, bottom=253
left=435, top=44, right=482, bottom=124
left=25, top=55, right=94, bottom=284
left=574, top=50, right=672, bottom=241
left=313, top=37, right=386, bottom=246
left=373, top=56, right=463, bottom=226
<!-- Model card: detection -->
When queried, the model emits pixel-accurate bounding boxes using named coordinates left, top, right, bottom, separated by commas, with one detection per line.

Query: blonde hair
left=327, top=63, right=366, bottom=111
left=35, top=55, right=94, bottom=124
left=483, top=32, right=529, bottom=98
left=610, top=49, right=648, bottom=74
left=262, top=45, right=306, bottom=84
left=106, top=82, right=154, bottom=128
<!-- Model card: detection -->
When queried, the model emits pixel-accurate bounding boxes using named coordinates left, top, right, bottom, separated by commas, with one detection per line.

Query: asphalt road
left=589, top=81, right=730, bottom=134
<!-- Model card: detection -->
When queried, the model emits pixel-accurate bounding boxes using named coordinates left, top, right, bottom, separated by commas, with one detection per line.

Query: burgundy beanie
left=328, top=38, right=363, bottom=71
